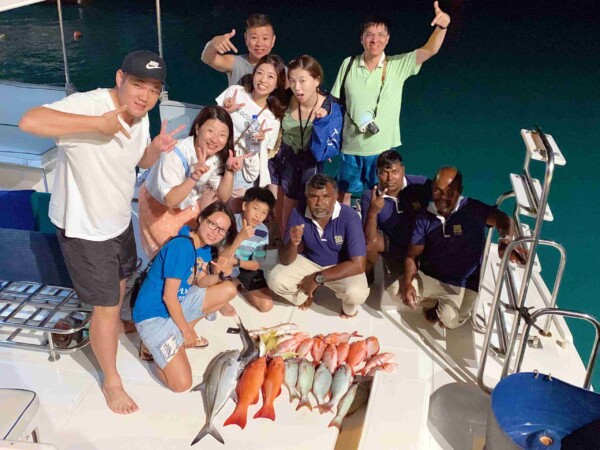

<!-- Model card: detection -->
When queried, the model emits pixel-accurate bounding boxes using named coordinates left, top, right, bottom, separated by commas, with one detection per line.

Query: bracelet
left=225, top=165, right=234, bottom=173
left=437, top=24, right=448, bottom=30
left=189, top=174, right=200, bottom=182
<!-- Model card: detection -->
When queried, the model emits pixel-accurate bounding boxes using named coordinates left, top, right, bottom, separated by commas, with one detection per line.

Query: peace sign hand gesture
left=253, top=120, right=273, bottom=143
left=99, top=105, right=131, bottom=139
left=222, top=89, right=246, bottom=114
left=431, top=1, right=450, bottom=29
left=150, top=119, right=186, bottom=154
left=226, top=149, right=252, bottom=172
left=238, top=218, right=256, bottom=241
left=212, top=29, right=238, bottom=55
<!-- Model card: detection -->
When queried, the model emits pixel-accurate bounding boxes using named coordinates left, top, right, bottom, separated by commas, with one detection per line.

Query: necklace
left=298, top=95, right=319, bottom=150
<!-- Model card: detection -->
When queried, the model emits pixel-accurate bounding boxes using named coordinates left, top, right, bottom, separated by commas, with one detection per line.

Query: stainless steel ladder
left=475, top=127, right=569, bottom=393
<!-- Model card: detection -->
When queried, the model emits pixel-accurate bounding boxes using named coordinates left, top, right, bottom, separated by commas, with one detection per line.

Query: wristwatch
left=314, top=272, right=326, bottom=286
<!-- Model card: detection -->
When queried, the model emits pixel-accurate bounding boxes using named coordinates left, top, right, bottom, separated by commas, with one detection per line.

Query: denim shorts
left=135, top=286, right=207, bottom=369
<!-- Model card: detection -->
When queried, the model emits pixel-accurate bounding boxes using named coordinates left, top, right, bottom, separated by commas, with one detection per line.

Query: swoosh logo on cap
left=146, top=61, right=161, bottom=69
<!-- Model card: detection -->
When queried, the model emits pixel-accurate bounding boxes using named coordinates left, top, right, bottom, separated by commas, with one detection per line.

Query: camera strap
left=345, top=56, right=388, bottom=131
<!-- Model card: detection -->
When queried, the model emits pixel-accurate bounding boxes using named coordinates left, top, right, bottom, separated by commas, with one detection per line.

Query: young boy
left=223, top=187, right=276, bottom=312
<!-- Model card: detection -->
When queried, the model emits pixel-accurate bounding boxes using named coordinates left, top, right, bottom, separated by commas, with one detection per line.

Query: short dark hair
left=305, top=173, right=338, bottom=194
left=243, top=187, right=276, bottom=211
left=246, top=13, right=274, bottom=33
left=198, top=201, right=238, bottom=248
left=361, top=16, right=390, bottom=36
left=376, top=150, right=403, bottom=172
left=435, top=166, right=464, bottom=194
left=189, top=106, right=234, bottom=167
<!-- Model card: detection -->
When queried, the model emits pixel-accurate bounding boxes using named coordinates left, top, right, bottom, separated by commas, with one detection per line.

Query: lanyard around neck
left=346, top=57, right=388, bottom=129
left=298, top=96, right=319, bottom=150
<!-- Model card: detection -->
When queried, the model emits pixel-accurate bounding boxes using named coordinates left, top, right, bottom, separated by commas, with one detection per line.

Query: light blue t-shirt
left=133, top=226, right=212, bottom=323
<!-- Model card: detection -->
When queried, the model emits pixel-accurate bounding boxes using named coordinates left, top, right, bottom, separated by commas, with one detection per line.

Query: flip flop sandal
left=194, top=337, right=209, bottom=349
left=139, top=342, right=154, bottom=361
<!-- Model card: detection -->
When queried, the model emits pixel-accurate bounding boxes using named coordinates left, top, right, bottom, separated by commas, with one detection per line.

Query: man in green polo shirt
left=331, top=2, right=451, bottom=204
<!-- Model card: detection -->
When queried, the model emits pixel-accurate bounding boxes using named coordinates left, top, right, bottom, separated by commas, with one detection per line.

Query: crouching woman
left=132, top=202, right=238, bottom=392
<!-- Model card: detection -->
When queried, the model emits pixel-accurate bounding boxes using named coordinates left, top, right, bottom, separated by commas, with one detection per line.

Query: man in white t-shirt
left=19, top=50, right=183, bottom=415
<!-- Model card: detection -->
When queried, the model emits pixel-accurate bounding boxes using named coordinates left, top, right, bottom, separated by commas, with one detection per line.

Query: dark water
left=2, top=0, right=600, bottom=387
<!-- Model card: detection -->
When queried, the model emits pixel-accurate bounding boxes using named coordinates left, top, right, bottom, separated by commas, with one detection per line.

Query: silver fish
left=249, top=322, right=299, bottom=337
left=313, top=363, right=333, bottom=410
left=284, top=358, right=300, bottom=403
left=191, top=316, right=258, bottom=445
left=329, top=383, right=359, bottom=430
left=190, top=350, right=240, bottom=445
left=295, top=359, right=315, bottom=411
left=347, top=379, right=371, bottom=416
left=320, top=363, right=352, bottom=413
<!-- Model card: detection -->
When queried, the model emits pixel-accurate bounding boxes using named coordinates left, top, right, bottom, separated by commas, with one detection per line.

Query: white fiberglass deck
left=1, top=240, right=589, bottom=450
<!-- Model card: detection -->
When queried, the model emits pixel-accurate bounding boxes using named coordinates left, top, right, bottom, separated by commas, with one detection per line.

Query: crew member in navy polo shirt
left=360, top=150, right=430, bottom=289
left=400, top=167, right=526, bottom=328
left=268, top=174, right=369, bottom=318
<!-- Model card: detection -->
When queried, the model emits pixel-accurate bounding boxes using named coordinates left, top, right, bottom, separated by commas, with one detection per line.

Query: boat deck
left=1, top=241, right=589, bottom=449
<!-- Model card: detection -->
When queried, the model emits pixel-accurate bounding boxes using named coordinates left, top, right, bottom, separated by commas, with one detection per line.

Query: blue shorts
left=135, top=286, right=207, bottom=369
left=337, top=147, right=401, bottom=194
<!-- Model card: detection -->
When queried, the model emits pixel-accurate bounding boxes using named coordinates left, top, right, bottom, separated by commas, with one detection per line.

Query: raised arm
left=201, top=29, right=238, bottom=73
left=363, top=186, right=386, bottom=252
left=19, top=105, right=130, bottom=138
left=486, top=209, right=528, bottom=264
left=415, top=1, right=451, bottom=66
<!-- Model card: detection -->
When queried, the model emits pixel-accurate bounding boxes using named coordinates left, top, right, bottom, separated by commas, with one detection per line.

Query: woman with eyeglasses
left=132, top=201, right=239, bottom=393
left=138, top=106, right=248, bottom=258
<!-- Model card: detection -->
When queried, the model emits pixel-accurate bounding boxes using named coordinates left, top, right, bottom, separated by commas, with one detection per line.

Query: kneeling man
left=400, top=167, right=525, bottom=328
left=268, top=174, right=369, bottom=318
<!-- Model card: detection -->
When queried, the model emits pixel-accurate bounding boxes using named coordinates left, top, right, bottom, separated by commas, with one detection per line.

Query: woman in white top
left=139, top=106, right=247, bottom=257
left=216, top=54, right=287, bottom=212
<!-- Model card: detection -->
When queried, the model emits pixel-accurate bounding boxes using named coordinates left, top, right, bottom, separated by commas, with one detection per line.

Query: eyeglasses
left=364, top=32, right=388, bottom=40
left=204, top=218, right=228, bottom=236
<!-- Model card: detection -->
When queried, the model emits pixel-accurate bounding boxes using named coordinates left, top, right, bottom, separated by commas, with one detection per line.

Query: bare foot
left=298, top=297, right=313, bottom=311
left=219, top=303, right=236, bottom=317
left=340, top=307, right=358, bottom=319
left=101, top=383, right=139, bottom=415
left=120, top=319, right=137, bottom=334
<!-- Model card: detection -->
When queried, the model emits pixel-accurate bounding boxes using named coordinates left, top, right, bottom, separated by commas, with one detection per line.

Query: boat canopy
left=0, top=0, right=45, bottom=13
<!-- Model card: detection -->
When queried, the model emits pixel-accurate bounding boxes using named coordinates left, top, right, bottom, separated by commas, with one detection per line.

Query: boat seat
left=0, top=81, right=68, bottom=191
left=0, top=389, right=40, bottom=441
left=159, top=98, right=204, bottom=140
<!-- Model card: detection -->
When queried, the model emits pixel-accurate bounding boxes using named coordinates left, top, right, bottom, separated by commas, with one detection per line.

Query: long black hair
left=189, top=106, right=233, bottom=167
left=242, top=54, right=288, bottom=120
left=197, top=201, right=238, bottom=248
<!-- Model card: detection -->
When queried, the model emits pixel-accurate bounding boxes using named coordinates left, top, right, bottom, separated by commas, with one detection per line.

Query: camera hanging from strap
left=340, top=56, right=388, bottom=131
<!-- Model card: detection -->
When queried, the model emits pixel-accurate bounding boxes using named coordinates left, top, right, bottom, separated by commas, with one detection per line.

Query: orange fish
left=346, top=340, right=367, bottom=374
left=311, top=337, right=326, bottom=364
left=224, top=356, right=267, bottom=429
left=254, top=357, right=285, bottom=421
left=361, top=352, right=395, bottom=376
left=323, top=331, right=362, bottom=346
left=336, top=341, right=349, bottom=369
left=365, top=336, right=380, bottom=359
left=322, top=344, right=338, bottom=374
left=296, top=338, right=314, bottom=358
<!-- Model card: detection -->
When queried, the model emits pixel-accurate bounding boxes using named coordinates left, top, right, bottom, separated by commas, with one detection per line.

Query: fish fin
left=288, top=388, right=300, bottom=403
left=191, top=422, right=224, bottom=446
left=253, top=404, right=275, bottom=421
left=190, top=382, right=205, bottom=392
left=251, top=390, right=260, bottom=405
left=223, top=405, right=247, bottom=429
left=328, top=416, right=343, bottom=431
left=296, top=396, right=312, bottom=411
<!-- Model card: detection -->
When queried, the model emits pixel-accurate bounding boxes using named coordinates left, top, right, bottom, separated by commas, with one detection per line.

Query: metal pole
left=156, top=0, right=164, bottom=59
left=56, top=0, right=75, bottom=94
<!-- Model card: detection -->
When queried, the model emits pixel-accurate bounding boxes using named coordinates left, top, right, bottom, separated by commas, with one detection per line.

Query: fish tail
left=296, top=395, right=312, bottom=411
left=253, top=403, right=276, bottom=421
left=319, top=400, right=334, bottom=414
left=191, top=422, right=224, bottom=446
left=328, top=415, right=343, bottom=431
left=223, top=405, right=248, bottom=429
left=288, top=387, right=300, bottom=403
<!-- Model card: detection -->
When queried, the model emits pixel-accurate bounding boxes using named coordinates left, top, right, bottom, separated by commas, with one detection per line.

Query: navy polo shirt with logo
left=360, top=175, right=430, bottom=259
left=411, top=197, right=496, bottom=291
left=285, top=202, right=366, bottom=267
